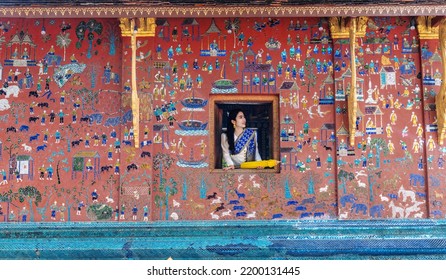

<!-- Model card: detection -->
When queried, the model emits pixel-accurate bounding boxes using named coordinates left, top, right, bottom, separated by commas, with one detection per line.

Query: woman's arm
left=221, top=133, right=235, bottom=170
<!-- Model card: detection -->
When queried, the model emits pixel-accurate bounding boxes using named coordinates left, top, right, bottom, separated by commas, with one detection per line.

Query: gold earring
left=233, top=123, right=236, bottom=129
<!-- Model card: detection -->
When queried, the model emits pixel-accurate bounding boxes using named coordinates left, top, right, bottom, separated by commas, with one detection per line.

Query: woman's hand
left=223, top=165, right=235, bottom=170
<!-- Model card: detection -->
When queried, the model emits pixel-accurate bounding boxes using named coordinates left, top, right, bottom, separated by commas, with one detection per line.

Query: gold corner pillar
left=329, top=17, right=368, bottom=147
left=119, top=18, right=156, bottom=148
left=418, top=16, right=446, bottom=145
left=435, top=18, right=446, bottom=145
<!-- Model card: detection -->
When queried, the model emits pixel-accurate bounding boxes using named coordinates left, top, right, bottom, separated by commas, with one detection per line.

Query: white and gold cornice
left=2, top=5, right=446, bottom=18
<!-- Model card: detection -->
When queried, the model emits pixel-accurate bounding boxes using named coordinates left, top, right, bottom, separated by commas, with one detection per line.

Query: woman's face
left=232, top=111, right=246, bottom=129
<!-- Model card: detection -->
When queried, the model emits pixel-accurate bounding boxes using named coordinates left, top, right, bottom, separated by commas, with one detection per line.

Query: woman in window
left=221, top=108, right=261, bottom=170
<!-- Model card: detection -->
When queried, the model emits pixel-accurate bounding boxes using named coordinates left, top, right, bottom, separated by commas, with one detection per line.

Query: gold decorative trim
left=417, top=16, right=439, bottom=39
left=119, top=18, right=156, bottom=37
left=2, top=5, right=446, bottom=18
left=436, top=18, right=446, bottom=145
left=329, top=17, right=349, bottom=39
left=329, top=17, right=368, bottom=39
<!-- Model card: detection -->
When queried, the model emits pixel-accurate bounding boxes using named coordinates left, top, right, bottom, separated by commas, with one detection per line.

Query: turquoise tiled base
left=1, top=220, right=446, bottom=259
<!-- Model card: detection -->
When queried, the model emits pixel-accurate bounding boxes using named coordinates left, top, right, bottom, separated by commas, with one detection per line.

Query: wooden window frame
left=209, top=94, right=280, bottom=173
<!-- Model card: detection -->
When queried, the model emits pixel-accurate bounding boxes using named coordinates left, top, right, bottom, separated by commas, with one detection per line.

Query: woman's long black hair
left=226, top=108, right=244, bottom=154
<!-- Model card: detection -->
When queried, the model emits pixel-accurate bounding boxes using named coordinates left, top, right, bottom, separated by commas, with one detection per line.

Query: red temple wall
left=0, top=16, right=443, bottom=222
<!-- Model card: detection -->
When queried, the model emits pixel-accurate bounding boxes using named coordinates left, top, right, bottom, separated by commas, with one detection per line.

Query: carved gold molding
left=417, top=16, right=439, bottom=39
left=119, top=17, right=156, bottom=37
left=329, top=17, right=349, bottom=39
left=2, top=5, right=446, bottom=18
left=436, top=18, right=446, bottom=145
left=329, top=17, right=368, bottom=38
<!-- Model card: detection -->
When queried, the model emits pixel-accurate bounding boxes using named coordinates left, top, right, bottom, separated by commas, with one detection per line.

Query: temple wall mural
left=0, top=15, right=444, bottom=223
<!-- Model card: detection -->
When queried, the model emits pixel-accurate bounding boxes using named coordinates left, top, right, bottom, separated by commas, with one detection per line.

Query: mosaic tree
left=303, top=57, right=317, bottom=93
left=258, top=173, right=278, bottom=193
left=56, top=33, right=72, bottom=62
left=76, top=19, right=103, bottom=59
left=283, top=176, right=292, bottom=200
left=104, top=21, right=121, bottom=56
left=300, top=170, right=322, bottom=195
left=36, top=184, right=58, bottom=221
left=224, top=18, right=240, bottom=48
left=9, top=101, right=27, bottom=125
left=370, top=137, right=389, bottom=169
left=153, top=152, right=175, bottom=220
left=0, top=190, right=18, bottom=222
left=68, top=87, right=100, bottom=111
left=18, top=185, right=42, bottom=222
left=57, top=185, right=82, bottom=221
left=216, top=173, right=235, bottom=201
left=337, top=169, right=355, bottom=195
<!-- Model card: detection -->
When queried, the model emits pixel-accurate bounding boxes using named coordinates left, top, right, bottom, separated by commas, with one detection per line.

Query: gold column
left=119, top=18, right=156, bottom=148
left=329, top=17, right=368, bottom=146
left=417, top=16, right=446, bottom=144
left=435, top=18, right=446, bottom=145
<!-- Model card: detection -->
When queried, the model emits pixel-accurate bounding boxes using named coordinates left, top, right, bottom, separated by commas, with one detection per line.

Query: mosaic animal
left=140, top=140, right=152, bottom=147
left=28, top=116, right=39, bottom=123
left=19, top=125, right=29, bottom=132
left=37, top=102, right=49, bottom=108
left=6, top=126, right=16, bottom=132
left=340, top=194, right=357, bottom=207
left=207, top=192, right=217, bottom=199
left=398, top=185, right=416, bottom=203
left=0, top=99, right=10, bottom=111
left=126, top=163, right=138, bottom=171
left=215, top=203, right=225, bottom=212
left=140, top=151, right=151, bottom=158
left=314, top=212, right=324, bottom=218
left=29, top=133, right=40, bottom=142
left=85, top=113, right=103, bottom=124
left=236, top=212, right=247, bottom=217
left=104, top=116, right=120, bottom=127
left=28, top=91, right=38, bottom=97
left=37, top=144, right=47, bottom=152
left=299, top=212, right=311, bottom=219
left=71, top=139, right=83, bottom=147
left=101, top=165, right=113, bottom=172
left=44, top=53, right=62, bottom=66
left=1, top=85, right=20, bottom=98
left=211, top=196, right=222, bottom=205
left=123, top=140, right=132, bottom=146
left=234, top=189, right=246, bottom=199
left=389, top=201, right=404, bottom=218
left=409, top=173, right=425, bottom=187
left=80, top=116, right=91, bottom=123
left=21, top=143, right=32, bottom=152
left=301, top=196, right=316, bottom=205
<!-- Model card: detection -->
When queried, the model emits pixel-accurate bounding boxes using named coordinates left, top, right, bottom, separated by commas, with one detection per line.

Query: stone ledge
left=1, top=220, right=446, bottom=259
